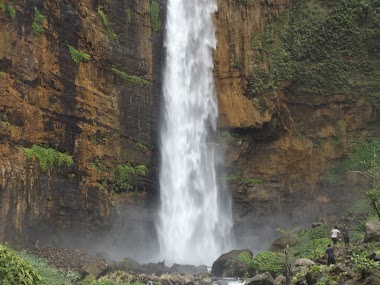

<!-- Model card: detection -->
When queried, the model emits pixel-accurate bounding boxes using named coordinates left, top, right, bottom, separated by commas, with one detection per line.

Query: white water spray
left=158, top=0, right=233, bottom=265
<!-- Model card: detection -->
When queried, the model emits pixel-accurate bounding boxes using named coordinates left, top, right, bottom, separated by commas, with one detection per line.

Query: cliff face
left=213, top=0, right=380, bottom=233
left=0, top=0, right=379, bottom=250
left=0, top=0, right=164, bottom=244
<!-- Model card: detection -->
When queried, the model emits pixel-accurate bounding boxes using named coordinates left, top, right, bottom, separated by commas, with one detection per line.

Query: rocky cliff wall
left=0, top=0, right=379, bottom=253
left=213, top=0, right=380, bottom=241
left=0, top=0, right=165, bottom=245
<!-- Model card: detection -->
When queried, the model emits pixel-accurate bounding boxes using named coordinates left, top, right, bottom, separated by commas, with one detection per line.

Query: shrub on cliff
left=0, top=244, right=42, bottom=285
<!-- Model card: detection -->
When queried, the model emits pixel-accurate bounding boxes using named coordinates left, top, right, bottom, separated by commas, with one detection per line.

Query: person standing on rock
left=325, top=244, right=335, bottom=265
left=342, top=223, right=350, bottom=247
left=330, top=226, right=340, bottom=245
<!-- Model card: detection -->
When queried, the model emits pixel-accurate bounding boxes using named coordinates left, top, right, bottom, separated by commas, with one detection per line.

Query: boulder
left=246, top=272, right=275, bottom=285
left=293, top=258, right=315, bottom=267
left=196, top=265, right=209, bottom=272
left=291, top=258, right=315, bottom=275
left=144, top=262, right=169, bottom=276
left=211, top=249, right=253, bottom=277
left=269, top=235, right=297, bottom=251
left=170, top=263, right=197, bottom=274
left=81, top=260, right=108, bottom=279
left=159, top=273, right=195, bottom=285
left=195, top=271, right=213, bottom=285
left=274, top=274, right=286, bottom=285
left=364, top=220, right=380, bottom=242
left=113, top=257, right=145, bottom=274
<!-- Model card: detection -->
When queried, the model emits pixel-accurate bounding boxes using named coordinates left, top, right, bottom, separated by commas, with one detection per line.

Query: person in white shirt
left=330, top=226, right=340, bottom=245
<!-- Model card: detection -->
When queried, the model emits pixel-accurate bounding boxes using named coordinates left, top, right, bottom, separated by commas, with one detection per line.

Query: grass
left=15, top=250, right=79, bottom=285
left=68, top=45, right=91, bottom=63
left=32, top=7, right=46, bottom=35
left=97, top=6, right=118, bottom=40
left=150, top=1, right=160, bottom=32
left=111, top=68, right=151, bottom=86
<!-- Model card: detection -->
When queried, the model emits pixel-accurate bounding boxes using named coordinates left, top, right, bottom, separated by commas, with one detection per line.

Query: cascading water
left=157, top=0, right=233, bottom=265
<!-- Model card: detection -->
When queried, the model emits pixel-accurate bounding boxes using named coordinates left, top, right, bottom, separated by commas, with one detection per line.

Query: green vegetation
left=0, top=244, right=42, bottom=285
left=325, top=138, right=380, bottom=219
left=32, top=7, right=46, bottom=35
left=113, top=163, right=148, bottom=192
left=136, top=141, right=149, bottom=152
left=15, top=250, right=79, bottom=285
left=150, top=1, right=160, bottom=32
left=251, top=251, right=284, bottom=277
left=81, top=274, right=145, bottom=285
left=90, top=157, right=110, bottom=173
left=7, top=4, right=16, bottom=20
left=111, top=68, right=151, bottom=86
left=22, top=144, right=74, bottom=172
left=237, top=251, right=252, bottom=265
left=68, top=45, right=91, bottom=63
left=98, top=6, right=118, bottom=40
left=126, top=8, right=132, bottom=24
left=351, top=252, right=379, bottom=279
left=90, top=158, right=148, bottom=193
left=232, top=57, right=242, bottom=69
left=249, top=0, right=380, bottom=102
left=0, top=1, right=5, bottom=12
left=291, top=226, right=330, bottom=259
left=0, top=108, right=10, bottom=127
left=226, top=173, right=262, bottom=185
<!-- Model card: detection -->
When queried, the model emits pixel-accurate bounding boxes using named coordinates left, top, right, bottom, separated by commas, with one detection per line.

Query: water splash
left=157, top=0, right=233, bottom=265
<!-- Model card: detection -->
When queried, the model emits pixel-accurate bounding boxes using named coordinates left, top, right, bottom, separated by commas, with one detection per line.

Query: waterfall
left=157, top=0, right=233, bottom=265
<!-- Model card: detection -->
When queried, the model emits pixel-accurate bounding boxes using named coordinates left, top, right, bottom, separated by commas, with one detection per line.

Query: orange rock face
left=0, top=0, right=162, bottom=242
left=0, top=0, right=378, bottom=246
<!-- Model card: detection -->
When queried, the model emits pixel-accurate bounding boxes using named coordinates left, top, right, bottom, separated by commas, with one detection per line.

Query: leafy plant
left=276, top=226, right=300, bottom=285
left=251, top=251, right=284, bottom=276
left=0, top=1, right=5, bottom=12
left=150, top=1, right=160, bottom=32
left=22, top=144, right=74, bottom=172
left=32, top=7, right=46, bottom=35
left=291, top=226, right=330, bottom=259
left=237, top=252, right=252, bottom=265
left=98, top=6, right=117, bottom=40
left=113, top=163, right=148, bottom=192
left=0, top=245, right=42, bottom=285
left=111, top=67, right=151, bottom=86
left=68, top=45, right=91, bottom=63
left=351, top=252, right=378, bottom=279
left=7, top=5, right=15, bottom=20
